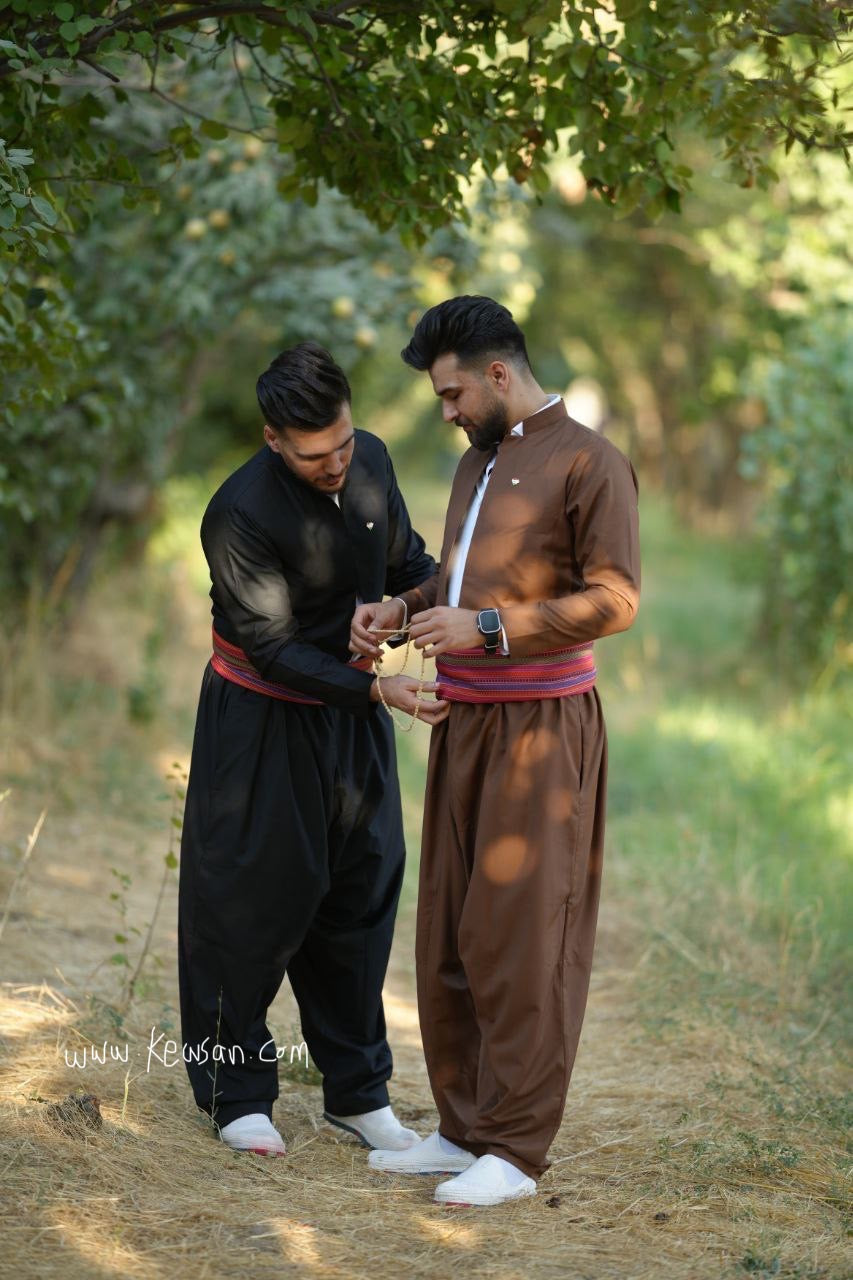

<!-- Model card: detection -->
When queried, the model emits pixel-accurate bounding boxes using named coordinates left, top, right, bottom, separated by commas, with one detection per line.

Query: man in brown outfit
left=351, top=296, right=640, bottom=1206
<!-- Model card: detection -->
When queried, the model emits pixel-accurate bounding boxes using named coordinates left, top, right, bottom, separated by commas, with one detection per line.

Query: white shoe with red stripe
left=218, top=1113, right=286, bottom=1156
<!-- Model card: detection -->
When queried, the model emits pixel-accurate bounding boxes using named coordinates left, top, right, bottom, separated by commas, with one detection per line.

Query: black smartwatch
left=476, top=607, right=502, bottom=654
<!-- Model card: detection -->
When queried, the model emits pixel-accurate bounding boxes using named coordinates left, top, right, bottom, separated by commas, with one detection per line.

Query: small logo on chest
left=366, top=521, right=374, bottom=529
left=511, top=478, right=520, bottom=486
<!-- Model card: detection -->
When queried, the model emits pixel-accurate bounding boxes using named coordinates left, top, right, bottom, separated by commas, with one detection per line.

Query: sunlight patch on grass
left=415, top=1214, right=481, bottom=1248
left=657, top=700, right=852, bottom=849
left=265, top=1218, right=323, bottom=1268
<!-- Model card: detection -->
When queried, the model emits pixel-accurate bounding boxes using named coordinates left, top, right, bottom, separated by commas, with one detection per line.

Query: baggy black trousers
left=177, top=664, right=405, bottom=1127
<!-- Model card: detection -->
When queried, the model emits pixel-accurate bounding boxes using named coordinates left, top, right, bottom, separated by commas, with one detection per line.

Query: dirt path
left=2, top=825, right=846, bottom=1279
left=0, top=584, right=847, bottom=1279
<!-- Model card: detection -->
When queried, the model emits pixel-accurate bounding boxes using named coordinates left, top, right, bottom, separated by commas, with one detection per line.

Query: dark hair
left=401, top=295, right=531, bottom=372
left=256, top=341, right=351, bottom=432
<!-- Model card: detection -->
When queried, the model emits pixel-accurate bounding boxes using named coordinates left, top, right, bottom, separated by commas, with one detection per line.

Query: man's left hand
left=410, top=607, right=481, bottom=657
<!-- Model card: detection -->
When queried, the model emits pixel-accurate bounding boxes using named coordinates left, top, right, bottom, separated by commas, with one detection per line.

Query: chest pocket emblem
left=511, top=478, right=520, bottom=486
left=366, top=521, right=374, bottom=529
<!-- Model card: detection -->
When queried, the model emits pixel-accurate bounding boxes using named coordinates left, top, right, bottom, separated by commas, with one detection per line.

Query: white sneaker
left=368, top=1129, right=476, bottom=1174
left=324, top=1104, right=420, bottom=1150
left=218, top=1113, right=286, bottom=1156
left=434, top=1154, right=537, bottom=1206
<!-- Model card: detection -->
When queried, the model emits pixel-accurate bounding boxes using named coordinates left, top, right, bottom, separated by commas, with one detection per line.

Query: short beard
left=466, top=400, right=510, bottom=452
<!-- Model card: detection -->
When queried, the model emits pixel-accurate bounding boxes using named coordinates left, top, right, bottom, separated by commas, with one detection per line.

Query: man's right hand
left=349, top=599, right=406, bottom=658
left=369, top=674, right=450, bottom=725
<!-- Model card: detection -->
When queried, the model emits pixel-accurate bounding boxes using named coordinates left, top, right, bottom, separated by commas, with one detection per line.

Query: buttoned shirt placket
left=446, top=396, right=561, bottom=652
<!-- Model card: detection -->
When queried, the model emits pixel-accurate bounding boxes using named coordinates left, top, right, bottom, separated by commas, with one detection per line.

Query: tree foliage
left=501, top=143, right=852, bottom=512
left=0, top=0, right=850, bottom=257
left=1, top=1, right=851, bottom=665
left=0, top=73, right=445, bottom=604
left=743, top=315, right=853, bottom=678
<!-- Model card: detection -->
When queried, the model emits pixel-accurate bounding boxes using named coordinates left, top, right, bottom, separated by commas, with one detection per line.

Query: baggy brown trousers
left=416, top=690, right=606, bottom=1180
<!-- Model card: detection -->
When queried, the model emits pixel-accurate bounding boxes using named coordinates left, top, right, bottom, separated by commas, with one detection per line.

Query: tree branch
left=79, top=55, right=121, bottom=83
left=146, top=83, right=274, bottom=137
left=0, top=3, right=361, bottom=79
left=232, top=44, right=260, bottom=128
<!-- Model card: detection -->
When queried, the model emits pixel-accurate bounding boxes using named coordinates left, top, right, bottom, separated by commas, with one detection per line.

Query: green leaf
left=529, top=165, right=550, bottom=195
left=569, top=44, right=593, bottom=79
left=276, top=173, right=301, bottom=197
left=664, top=185, right=682, bottom=213
left=131, top=31, right=155, bottom=55
left=30, top=195, right=57, bottom=226
left=54, top=2, right=74, bottom=19
left=200, top=119, right=228, bottom=140
left=289, top=8, right=318, bottom=40
left=58, top=21, right=78, bottom=41
left=260, top=25, right=282, bottom=54
left=522, top=12, right=553, bottom=37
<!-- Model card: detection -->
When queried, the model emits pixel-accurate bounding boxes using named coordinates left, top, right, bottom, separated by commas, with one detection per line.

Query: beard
left=463, top=398, right=511, bottom=451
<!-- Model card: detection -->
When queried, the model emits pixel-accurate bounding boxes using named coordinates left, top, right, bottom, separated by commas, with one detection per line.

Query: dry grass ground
left=0, top=538, right=849, bottom=1279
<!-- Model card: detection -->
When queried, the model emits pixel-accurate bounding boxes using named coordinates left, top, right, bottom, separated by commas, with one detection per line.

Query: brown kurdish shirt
left=397, top=398, right=640, bottom=652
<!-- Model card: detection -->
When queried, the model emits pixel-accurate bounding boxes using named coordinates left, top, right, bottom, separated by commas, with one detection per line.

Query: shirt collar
left=511, top=393, right=561, bottom=437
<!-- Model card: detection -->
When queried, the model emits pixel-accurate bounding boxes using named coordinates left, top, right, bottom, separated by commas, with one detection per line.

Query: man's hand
left=369, top=675, right=450, bottom=725
left=410, top=607, right=481, bottom=658
left=349, top=599, right=405, bottom=658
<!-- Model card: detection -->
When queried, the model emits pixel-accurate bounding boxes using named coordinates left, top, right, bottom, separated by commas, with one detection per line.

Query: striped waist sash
left=211, top=628, right=372, bottom=705
left=435, top=643, right=596, bottom=704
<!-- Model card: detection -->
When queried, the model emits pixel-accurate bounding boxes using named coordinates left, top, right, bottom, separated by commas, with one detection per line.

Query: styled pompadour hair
left=256, top=341, right=351, bottom=432
left=401, top=295, right=531, bottom=372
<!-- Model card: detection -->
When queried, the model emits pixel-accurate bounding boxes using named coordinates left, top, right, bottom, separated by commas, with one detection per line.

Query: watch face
left=478, top=608, right=501, bottom=635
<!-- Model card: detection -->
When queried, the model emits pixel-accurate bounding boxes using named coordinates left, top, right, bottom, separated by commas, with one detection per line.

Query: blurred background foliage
left=0, top=2, right=850, bottom=683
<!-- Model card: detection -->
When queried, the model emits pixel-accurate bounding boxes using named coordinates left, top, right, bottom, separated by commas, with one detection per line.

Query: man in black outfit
left=178, top=342, right=447, bottom=1156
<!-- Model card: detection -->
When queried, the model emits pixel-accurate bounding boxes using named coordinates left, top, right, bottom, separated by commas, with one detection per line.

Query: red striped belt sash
left=435, top=643, right=596, bottom=704
left=210, top=628, right=372, bottom=705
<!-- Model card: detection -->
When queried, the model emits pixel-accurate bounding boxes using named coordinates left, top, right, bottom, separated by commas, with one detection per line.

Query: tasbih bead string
left=369, top=625, right=428, bottom=732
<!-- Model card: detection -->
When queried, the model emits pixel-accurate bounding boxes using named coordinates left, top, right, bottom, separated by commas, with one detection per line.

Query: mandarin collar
left=514, top=397, right=569, bottom=437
